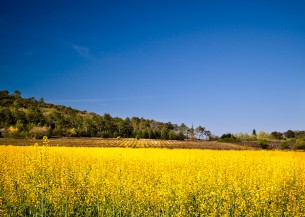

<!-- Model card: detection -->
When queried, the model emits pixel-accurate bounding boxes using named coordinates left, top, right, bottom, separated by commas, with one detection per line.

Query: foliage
left=219, top=133, right=240, bottom=142
left=271, top=131, right=283, bottom=140
left=29, top=126, right=49, bottom=139
left=0, top=90, right=209, bottom=140
left=285, top=130, right=295, bottom=139
left=294, top=139, right=305, bottom=150
left=257, top=130, right=270, bottom=140
left=1, top=147, right=305, bottom=216
left=258, top=139, right=269, bottom=149
left=234, top=132, right=253, bottom=141
left=280, top=141, right=289, bottom=149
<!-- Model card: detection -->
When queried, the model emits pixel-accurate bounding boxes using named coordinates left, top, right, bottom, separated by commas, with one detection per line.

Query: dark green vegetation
left=1, top=90, right=304, bottom=150
left=0, top=90, right=210, bottom=140
left=218, top=133, right=241, bottom=143
left=257, top=139, right=269, bottom=149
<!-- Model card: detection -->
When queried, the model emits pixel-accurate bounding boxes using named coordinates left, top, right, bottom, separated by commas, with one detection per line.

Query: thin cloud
left=72, top=45, right=90, bottom=58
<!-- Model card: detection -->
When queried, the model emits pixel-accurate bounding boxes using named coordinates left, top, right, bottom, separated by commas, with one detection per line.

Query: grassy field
left=1, top=144, right=305, bottom=216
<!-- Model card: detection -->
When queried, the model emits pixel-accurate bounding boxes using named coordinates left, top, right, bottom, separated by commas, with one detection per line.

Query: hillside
left=0, top=90, right=208, bottom=140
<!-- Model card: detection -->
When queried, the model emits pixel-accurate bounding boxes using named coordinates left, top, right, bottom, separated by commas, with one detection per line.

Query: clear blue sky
left=1, top=0, right=304, bottom=135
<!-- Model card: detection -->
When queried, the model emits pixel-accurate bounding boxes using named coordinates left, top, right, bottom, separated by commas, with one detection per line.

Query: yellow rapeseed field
left=1, top=145, right=305, bottom=216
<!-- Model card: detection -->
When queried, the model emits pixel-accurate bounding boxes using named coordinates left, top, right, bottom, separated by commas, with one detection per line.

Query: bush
left=219, top=133, right=240, bottom=143
left=258, top=139, right=268, bottom=149
left=280, top=141, right=289, bottom=149
left=100, top=132, right=110, bottom=138
left=294, top=139, right=305, bottom=150
left=29, top=126, right=49, bottom=139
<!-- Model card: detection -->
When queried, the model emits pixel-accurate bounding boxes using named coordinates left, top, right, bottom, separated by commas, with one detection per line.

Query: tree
left=271, top=131, right=283, bottom=140
left=195, top=125, right=205, bottom=140
left=28, top=106, right=45, bottom=125
left=131, top=117, right=140, bottom=136
left=29, top=126, right=49, bottom=139
left=102, top=113, right=114, bottom=135
left=0, top=108, right=14, bottom=127
left=188, top=125, right=195, bottom=140
left=179, top=123, right=188, bottom=139
left=13, top=110, right=27, bottom=130
left=204, top=130, right=211, bottom=140
left=38, top=97, right=44, bottom=103
left=13, top=90, right=21, bottom=98
left=122, top=118, right=133, bottom=138
left=161, top=127, right=168, bottom=140
left=168, top=130, right=176, bottom=140
left=141, top=129, right=149, bottom=139
left=258, top=139, right=268, bottom=149
left=0, top=90, right=9, bottom=98
left=252, top=129, right=257, bottom=140
left=285, top=130, right=295, bottom=139
left=257, top=130, right=269, bottom=140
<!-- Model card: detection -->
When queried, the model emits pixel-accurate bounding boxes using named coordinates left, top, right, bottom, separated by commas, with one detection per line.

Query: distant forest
left=1, top=90, right=304, bottom=143
left=0, top=90, right=211, bottom=140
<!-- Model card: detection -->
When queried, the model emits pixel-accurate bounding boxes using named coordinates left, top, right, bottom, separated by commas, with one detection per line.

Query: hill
left=0, top=90, right=209, bottom=140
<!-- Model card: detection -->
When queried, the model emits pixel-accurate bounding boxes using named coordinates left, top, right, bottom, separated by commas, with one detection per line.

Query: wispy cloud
left=72, top=45, right=90, bottom=58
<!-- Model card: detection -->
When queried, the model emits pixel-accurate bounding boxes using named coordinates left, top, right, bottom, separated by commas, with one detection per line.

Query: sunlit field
left=1, top=145, right=305, bottom=216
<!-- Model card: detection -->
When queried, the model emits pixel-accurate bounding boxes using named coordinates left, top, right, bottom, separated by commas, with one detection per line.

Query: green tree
left=168, top=130, right=176, bottom=140
left=38, top=97, right=44, bottom=103
left=258, top=139, right=268, bottom=149
left=271, top=131, right=283, bottom=140
left=141, top=129, right=149, bottom=139
left=285, top=130, right=295, bottom=139
left=204, top=130, right=211, bottom=140
left=179, top=123, right=188, bottom=139
left=161, top=128, right=168, bottom=140
left=0, top=90, right=9, bottom=98
left=252, top=129, right=257, bottom=140
left=280, top=141, right=289, bottom=149
left=195, top=125, right=205, bottom=140
left=13, top=90, right=21, bottom=98
left=0, top=108, right=14, bottom=127
left=257, top=130, right=269, bottom=140
left=188, top=125, right=195, bottom=140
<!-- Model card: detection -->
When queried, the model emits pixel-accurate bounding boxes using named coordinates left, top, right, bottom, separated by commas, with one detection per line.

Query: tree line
left=218, top=129, right=305, bottom=142
left=0, top=90, right=211, bottom=140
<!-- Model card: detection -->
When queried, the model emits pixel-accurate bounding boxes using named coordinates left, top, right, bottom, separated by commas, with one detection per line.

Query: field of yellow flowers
left=1, top=144, right=305, bottom=216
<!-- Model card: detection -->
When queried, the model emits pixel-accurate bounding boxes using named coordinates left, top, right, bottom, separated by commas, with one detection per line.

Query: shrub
left=100, top=132, right=110, bottom=138
left=219, top=133, right=240, bottom=143
left=280, top=141, right=289, bottom=149
left=258, top=139, right=268, bottom=149
left=29, top=126, right=49, bottom=139
left=67, top=128, right=78, bottom=137
left=294, top=139, right=305, bottom=150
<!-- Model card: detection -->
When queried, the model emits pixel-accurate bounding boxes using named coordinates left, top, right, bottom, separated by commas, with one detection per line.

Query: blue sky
left=1, top=0, right=304, bottom=135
